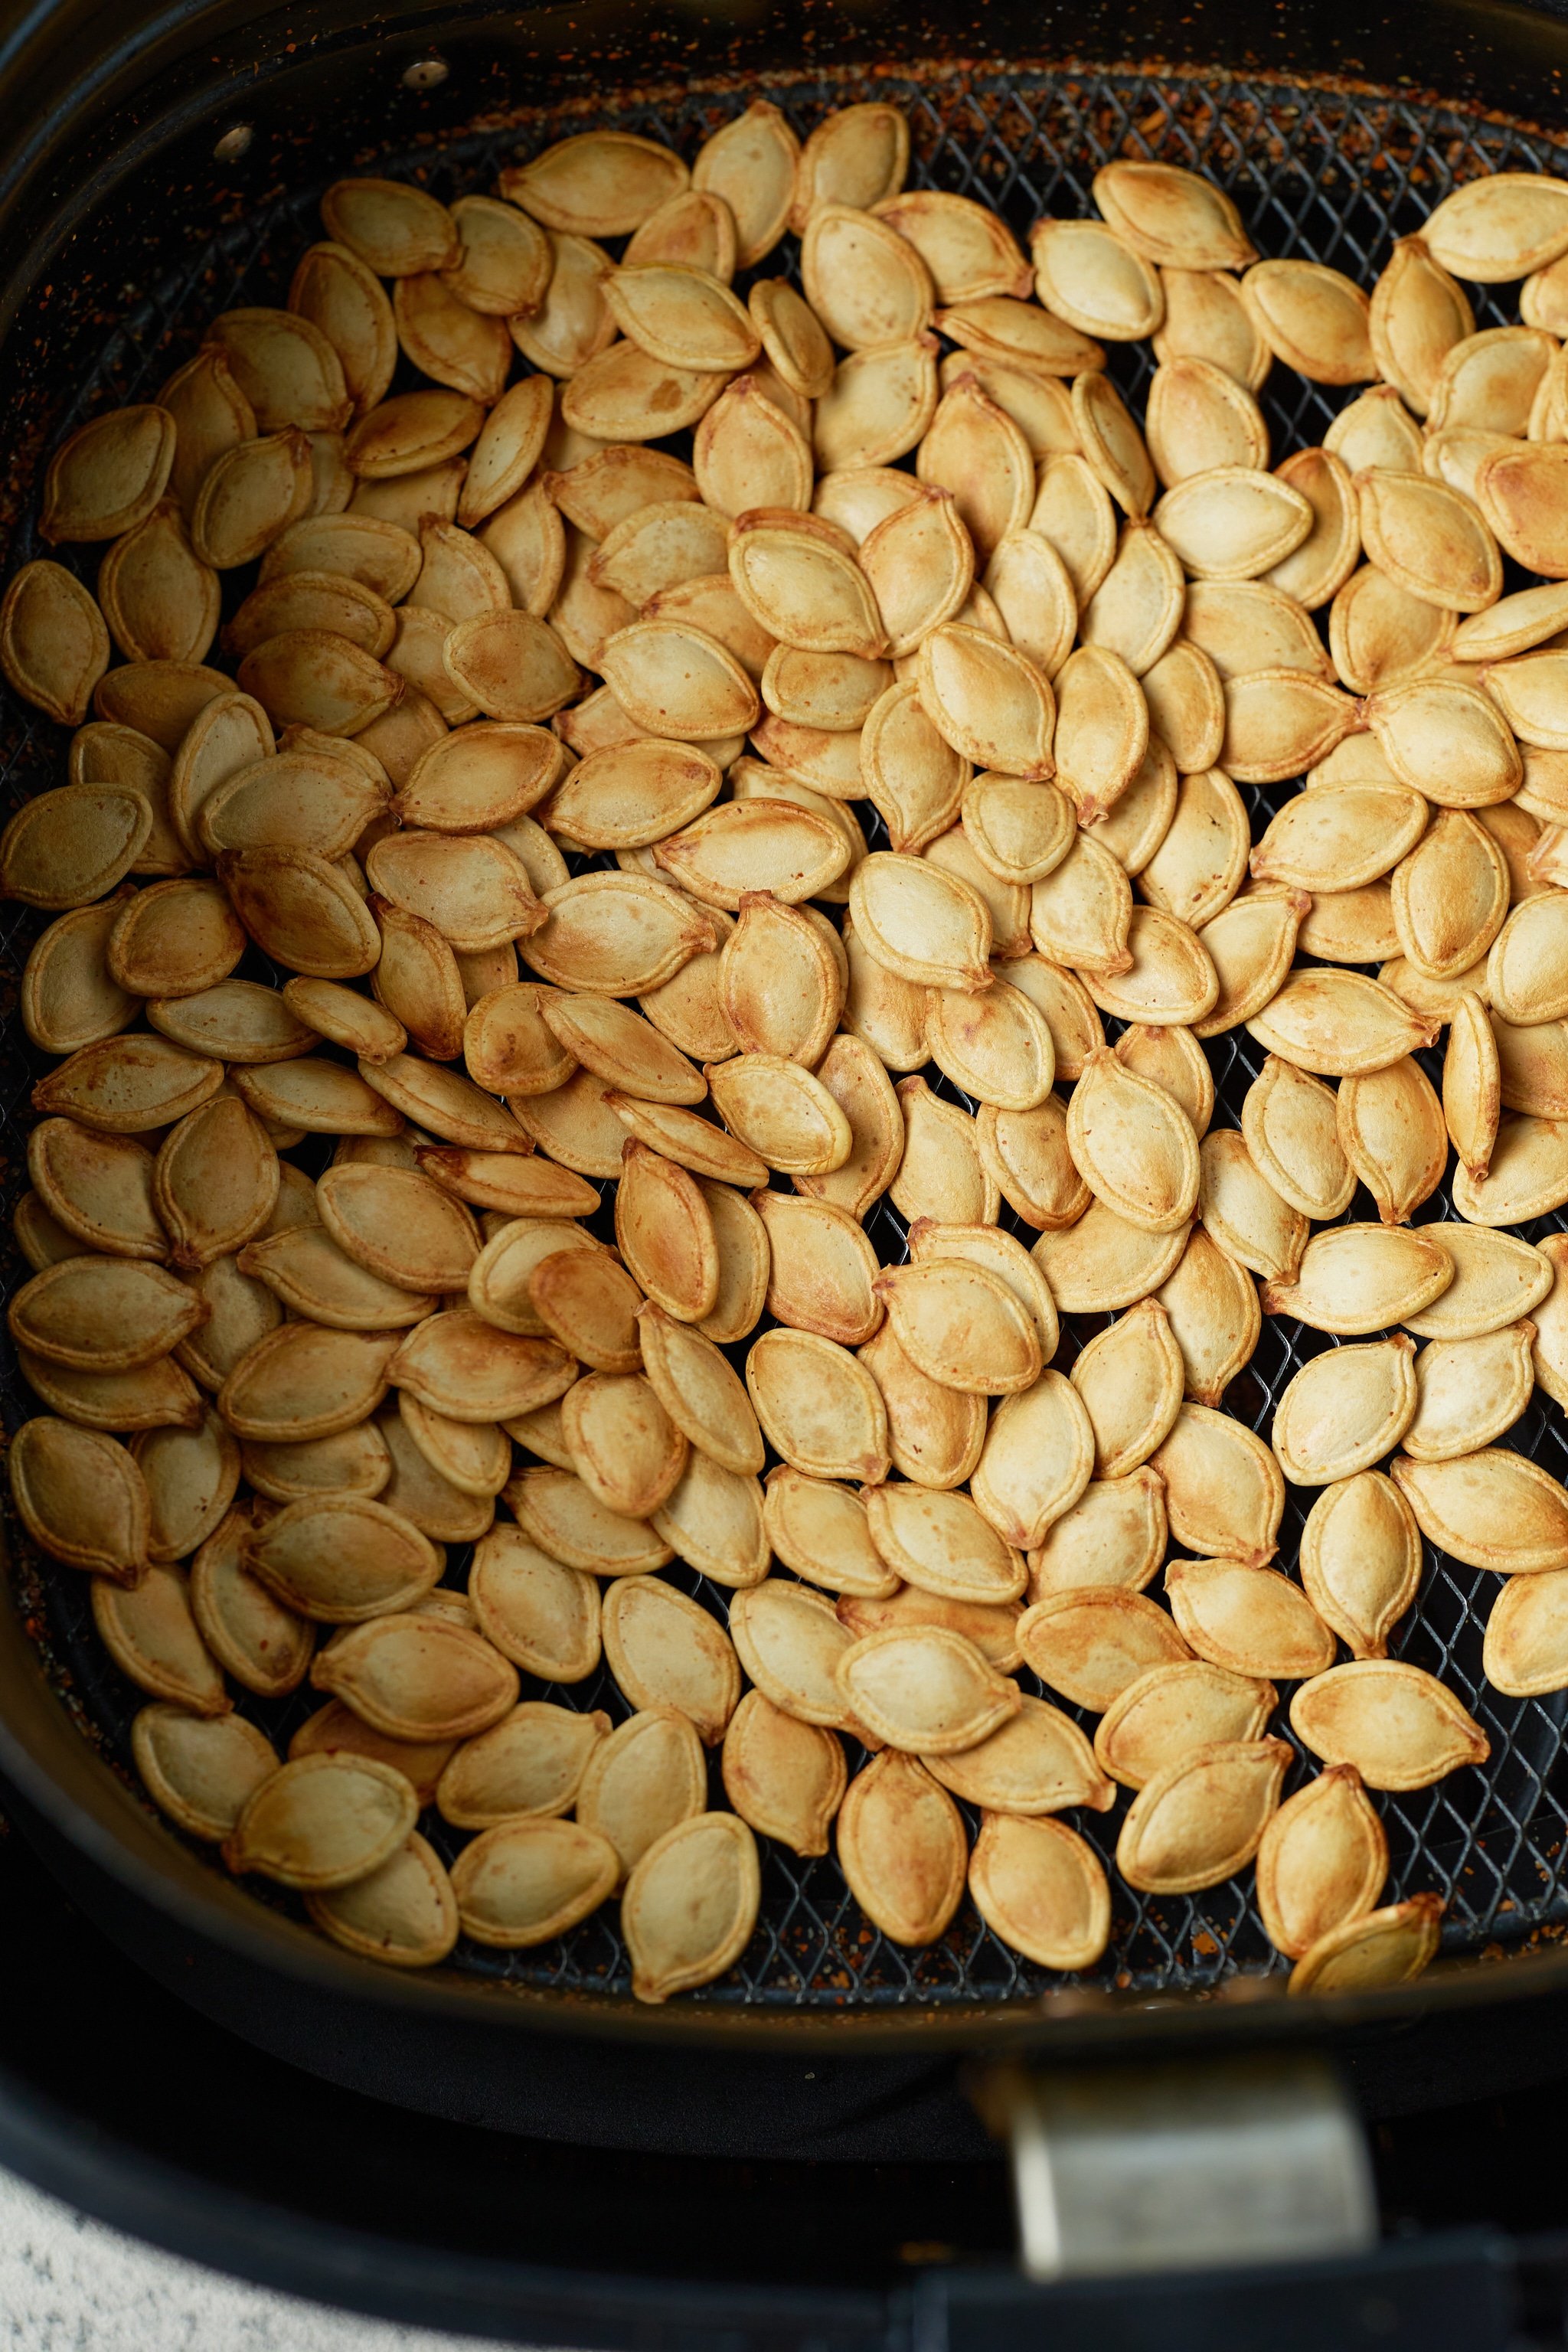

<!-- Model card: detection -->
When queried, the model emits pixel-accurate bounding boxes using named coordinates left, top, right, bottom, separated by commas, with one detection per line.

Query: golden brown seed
left=761, top=1468, right=896, bottom=1600
left=875, top=1258, right=1040, bottom=1396
left=1137, top=766, right=1248, bottom=930
left=1337, top=1058, right=1446, bottom=1227
left=1155, top=467, right=1313, bottom=582
left=835, top=1749, right=965, bottom=1947
left=1246, top=967, right=1438, bottom=1076
left=27, top=1118, right=162, bottom=1263
left=866, top=1480, right=1030, bottom=1607
left=569, top=1708, right=704, bottom=1886
left=801, top=204, right=933, bottom=351
left=1027, top=830, right=1133, bottom=972
left=1272, top=1335, right=1417, bottom=1487
left=9, top=1253, right=206, bottom=1372
left=20, top=1347, right=204, bottom=1432
left=1082, top=905, right=1220, bottom=1029
left=1252, top=782, right=1428, bottom=894
left=965, top=1371, right=1092, bottom=1553
left=1069, top=1298, right=1184, bottom=1483
left=1066, top=1047, right=1200, bottom=1233
left=469, top=1523, right=601, bottom=1684
left=1154, top=266, right=1269, bottom=389
left=717, top=1697, right=842, bottom=1867
left=224, top=1752, right=417, bottom=1890
left=1031, top=1198, right=1188, bottom=1316
left=746, top=1327, right=888, bottom=1484
left=753, top=1189, right=881, bottom=1347
left=244, top=1494, right=440, bottom=1622
left=8, top=1414, right=151, bottom=1583
left=1390, top=810, right=1509, bottom=985
left=1018, top=1587, right=1191, bottom=1712
left=1027, top=1465, right=1168, bottom=1599
left=1050, top=647, right=1155, bottom=834
left=916, top=378, right=1034, bottom=560
left=1165, top=1557, right=1335, bottom=1680
left=1298, top=884, right=1400, bottom=969
left=436, top=1702, right=607, bottom=1831
left=856, top=1321, right=985, bottom=1492
left=1366, top=675, right=1521, bottom=808
left=1289, top=1893, right=1445, bottom=1998
left=21, top=894, right=142, bottom=1058
left=1404, top=1323, right=1536, bottom=1462
left=1220, top=668, right=1358, bottom=783
left=1492, top=1011, right=1568, bottom=1122
left=1452, top=1112, right=1568, bottom=1226
left=0, top=785, right=153, bottom=913
left=312, top=1610, right=518, bottom=1743
left=450, top=1816, right=618, bottom=1949
left=132, top=1410, right=242, bottom=1562
left=601, top=1574, right=740, bottom=1746
left=1116, top=1738, right=1291, bottom=1895
left=1152, top=1402, right=1285, bottom=1565
left=1257, top=1766, right=1389, bottom=1961
left=1030, top=449, right=1117, bottom=602
left=1152, top=1224, right=1260, bottom=1408
left=649, top=1449, right=768, bottom=1588
left=93, top=1562, right=227, bottom=1714
left=389, top=1308, right=575, bottom=1425
left=31, top=1032, right=225, bottom=1136
left=836, top=1624, right=1019, bottom=1752
left=0, top=563, right=109, bottom=726
left=1423, top=173, right=1568, bottom=281
left=1391, top=1446, right=1568, bottom=1572
left=1193, top=886, right=1309, bottom=1040
left=1532, top=1232, right=1568, bottom=1411
left=1369, top=237, right=1474, bottom=418
left=1241, top=1057, right=1353, bottom=1221
left=1482, top=1566, right=1568, bottom=1697
left=655, top=797, right=850, bottom=911
left=132, top=1704, right=278, bottom=1844
left=1145, top=358, right=1269, bottom=492
left=1261, top=1222, right=1454, bottom=1334
left=1354, top=468, right=1502, bottom=612
left=1292, top=1661, right=1489, bottom=1790
left=1240, top=259, right=1373, bottom=383
left=914, top=626, right=1054, bottom=782
left=930, top=1693, right=1112, bottom=1816
left=1198, top=1127, right=1308, bottom=1282
left=968, top=1814, right=1112, bottom=1970
left=621, top=1811, right=760, bottom=2004
left=1187, top=577, right=1334, bottom=682
left=562, top=1373, right=688, bottom=1521
left=305, top=1833, right=459, bottom=1969
left=1093, top=1658, right=1274, bottom=1789
left=1328, top=561, right=1454, bottom=700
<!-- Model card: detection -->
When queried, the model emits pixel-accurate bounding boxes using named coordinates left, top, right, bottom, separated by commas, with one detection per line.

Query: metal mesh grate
left=4, top=61, right=1568, bottom=2011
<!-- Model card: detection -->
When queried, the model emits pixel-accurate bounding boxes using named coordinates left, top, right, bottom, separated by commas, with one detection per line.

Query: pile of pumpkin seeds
left=12, top=119, right=1568, bottom=2003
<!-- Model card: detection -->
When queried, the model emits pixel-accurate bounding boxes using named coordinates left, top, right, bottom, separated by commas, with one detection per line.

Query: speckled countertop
left=0, top=2166, right=521, bottom=2350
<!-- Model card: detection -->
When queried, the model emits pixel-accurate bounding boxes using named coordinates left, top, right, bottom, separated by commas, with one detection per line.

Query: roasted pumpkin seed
left=1093, top=1658, right=1274, bottom=1790
left=1292, top=1660, right=1488, bottom=1789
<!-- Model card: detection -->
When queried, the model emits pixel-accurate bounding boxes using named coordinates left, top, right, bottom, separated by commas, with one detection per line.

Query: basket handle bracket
left=975, top=2050, right=1377, bottom=2281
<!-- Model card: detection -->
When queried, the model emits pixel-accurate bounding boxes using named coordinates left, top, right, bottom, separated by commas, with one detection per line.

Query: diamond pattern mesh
left=3, top=63, right=1568, bottom=2011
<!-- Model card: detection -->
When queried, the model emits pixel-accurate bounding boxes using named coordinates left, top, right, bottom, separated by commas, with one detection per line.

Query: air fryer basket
left=5, top=35, right=1568, bottom=2028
